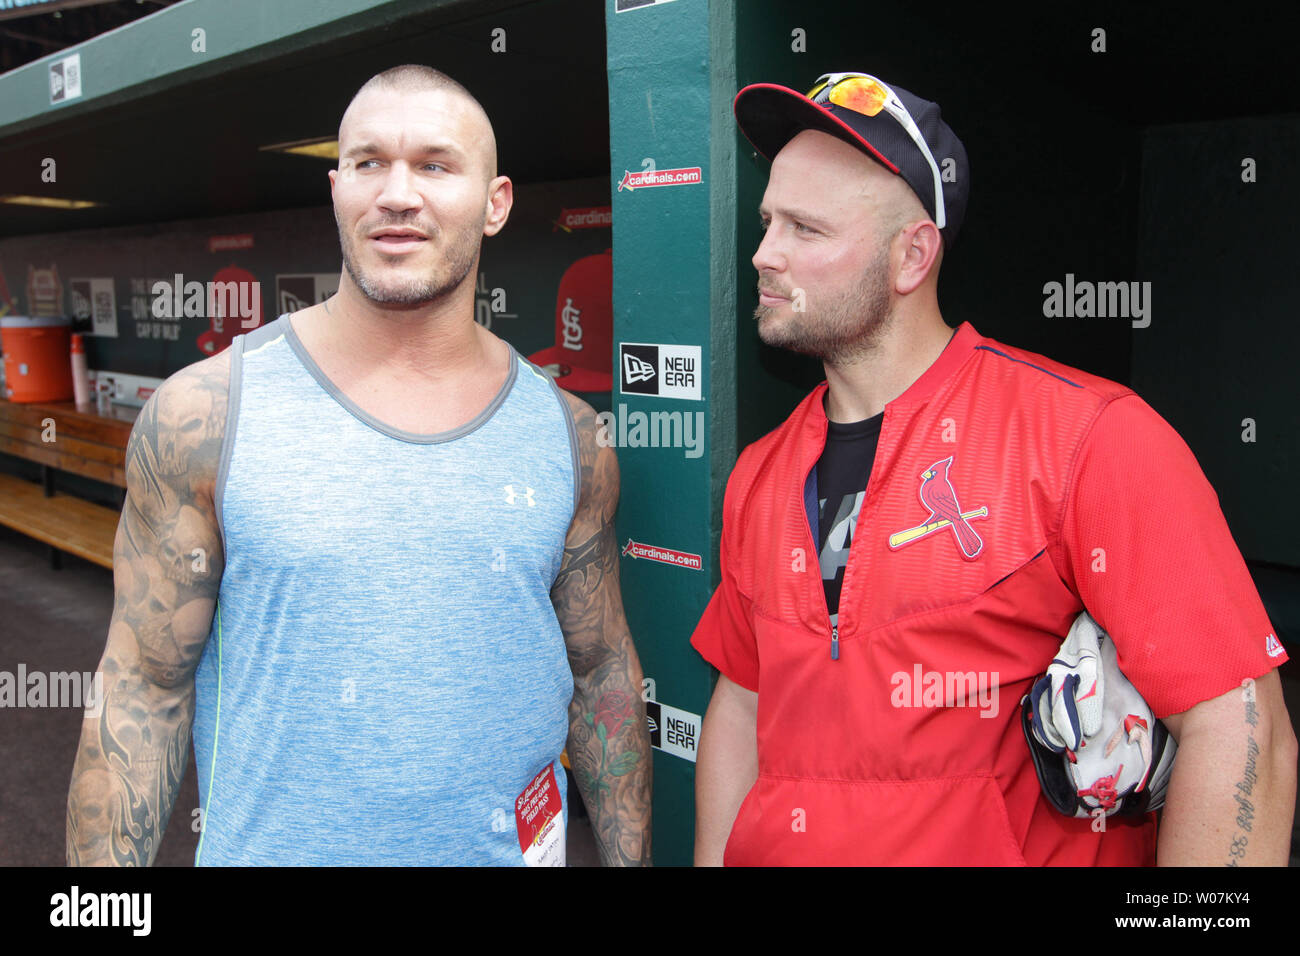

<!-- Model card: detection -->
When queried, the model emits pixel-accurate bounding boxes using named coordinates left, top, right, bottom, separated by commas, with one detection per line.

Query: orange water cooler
left=1, top=316, right=74, bottom=403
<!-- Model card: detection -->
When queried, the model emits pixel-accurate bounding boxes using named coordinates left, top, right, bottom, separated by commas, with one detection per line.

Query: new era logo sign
left=49, top=54, right=82, bottom=105
left=644, top=699, right=700, bottom=762
left=622, top=351, right=655, bottom=384
left=619, top=342, right=702, bottom=401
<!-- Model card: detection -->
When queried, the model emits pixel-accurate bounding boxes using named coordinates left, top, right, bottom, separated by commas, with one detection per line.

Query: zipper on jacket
left=814, top=401, right=888, bottom=663
left=801, top=439, right=839, bottom=662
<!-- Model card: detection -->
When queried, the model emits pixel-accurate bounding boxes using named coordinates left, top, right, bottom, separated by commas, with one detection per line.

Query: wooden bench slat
left=0, top=439, right=126, bottom=487
left=0, top=419, right=129, bottom=468
left=0, top=473, right=119, bottom=569
left=0, top=399, right=135, bottom=447
left=0, top=399, right=133, bottom=568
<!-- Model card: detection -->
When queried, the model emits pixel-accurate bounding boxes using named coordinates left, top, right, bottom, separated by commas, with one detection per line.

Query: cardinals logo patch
left=888, top=456, right=988, bottom=560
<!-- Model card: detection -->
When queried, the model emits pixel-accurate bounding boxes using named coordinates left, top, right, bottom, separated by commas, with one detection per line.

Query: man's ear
left=894, top=219, right=943, bottom=295
left=483, top=175, right=514, bottom=237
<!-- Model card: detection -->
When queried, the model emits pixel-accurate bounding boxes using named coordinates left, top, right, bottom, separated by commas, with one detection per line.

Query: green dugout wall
left=604, top=0, right=736, bottom=866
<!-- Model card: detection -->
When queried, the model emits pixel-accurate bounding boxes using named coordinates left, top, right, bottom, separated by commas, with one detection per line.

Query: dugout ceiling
left=0, top=0, right=609, bottom=239
left=1, top=1, right=1296, bottom=242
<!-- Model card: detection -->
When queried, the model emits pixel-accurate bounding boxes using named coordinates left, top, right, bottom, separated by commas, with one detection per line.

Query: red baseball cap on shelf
left=197, top=265, right=261, bottom=355
left=529, top=249, right=612, bottom=393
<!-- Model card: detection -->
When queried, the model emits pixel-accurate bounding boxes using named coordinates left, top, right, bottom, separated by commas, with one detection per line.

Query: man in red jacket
left=691, top=71, right=1296, bottom=865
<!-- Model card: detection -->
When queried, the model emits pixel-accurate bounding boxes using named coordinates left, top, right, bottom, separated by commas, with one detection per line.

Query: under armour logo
left=504, top=484, right=536, bottom=506
left=622, top=352, right=655, bottom=384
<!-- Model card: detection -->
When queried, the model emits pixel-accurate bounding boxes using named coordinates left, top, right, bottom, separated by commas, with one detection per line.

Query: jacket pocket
left=724, top=772, right=1027, bottom=866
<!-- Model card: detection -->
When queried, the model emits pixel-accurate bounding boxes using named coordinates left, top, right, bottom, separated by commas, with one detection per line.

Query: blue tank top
left=192, top=314, right=579, bottom=865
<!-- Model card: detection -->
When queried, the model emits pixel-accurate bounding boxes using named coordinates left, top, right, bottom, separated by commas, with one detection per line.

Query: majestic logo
left=888, top=456, right=988, bottom=559
left=622, top=352, right=655, bottom=384
left=1265, top=633, right=1284, bottom=658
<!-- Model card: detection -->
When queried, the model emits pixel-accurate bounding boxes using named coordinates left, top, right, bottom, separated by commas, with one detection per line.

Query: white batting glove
left=1022, top=611, right=1178, bottom=817
left=1028, top=612, right=1105, bottom=753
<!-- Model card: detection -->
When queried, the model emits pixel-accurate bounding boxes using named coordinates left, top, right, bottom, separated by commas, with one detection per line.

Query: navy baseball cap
left=734, top=71, right=969, bottom=247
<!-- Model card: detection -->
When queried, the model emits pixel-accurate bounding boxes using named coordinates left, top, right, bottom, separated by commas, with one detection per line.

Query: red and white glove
left=1028, top=612, right=1104, bottom=754
left=1022, top=611, right=1177, bottom=818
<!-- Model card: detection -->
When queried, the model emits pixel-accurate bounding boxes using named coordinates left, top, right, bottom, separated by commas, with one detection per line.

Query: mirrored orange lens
left=827, top=77, right=887, bottom=117
left=806, top=80, right=831, bottom=100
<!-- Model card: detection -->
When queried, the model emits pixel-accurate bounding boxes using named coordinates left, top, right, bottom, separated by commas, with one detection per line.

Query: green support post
left=605, top=0, right=738, bottom=866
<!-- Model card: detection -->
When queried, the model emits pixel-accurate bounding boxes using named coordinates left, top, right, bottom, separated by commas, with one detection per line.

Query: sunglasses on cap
left=806, top=72, right=946, bottom=231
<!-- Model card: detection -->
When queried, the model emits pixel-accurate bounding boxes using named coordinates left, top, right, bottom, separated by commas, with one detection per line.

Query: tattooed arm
left=1156, top=669, right=1297, bottom=866
left=66, top=353, right=229, bottom=865
left=551, top=392, right=652, bottom=866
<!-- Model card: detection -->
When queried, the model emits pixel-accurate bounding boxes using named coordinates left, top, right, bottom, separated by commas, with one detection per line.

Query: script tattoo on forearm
left=1224, top=679, right=1261, bottom=867
left=66, top=357, right=228, bottom=865
left=553, top=397, right=652, bottom=867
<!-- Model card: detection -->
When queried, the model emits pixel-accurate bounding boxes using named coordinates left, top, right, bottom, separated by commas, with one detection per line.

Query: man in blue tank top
left=66, top=65, right=652, bottom=866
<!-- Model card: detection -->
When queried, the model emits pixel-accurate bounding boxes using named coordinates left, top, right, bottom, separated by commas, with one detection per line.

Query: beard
left=755, top=245, right=894, bottom=364
left=337, top=210, right=483, bottom=307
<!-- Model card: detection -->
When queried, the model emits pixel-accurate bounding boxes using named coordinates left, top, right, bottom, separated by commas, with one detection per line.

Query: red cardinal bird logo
left=888, top=456, right=988, bottom=559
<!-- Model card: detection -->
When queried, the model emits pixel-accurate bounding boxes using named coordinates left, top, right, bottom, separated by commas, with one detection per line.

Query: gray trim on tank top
left=213, top=313, right=584, bottom=532
left=534, top=360, right=583, bottom=515
left=215, top=316, right=286, bottom=545
left=280, top=312, right=520, bottom=445
left=213, top=327, right=248, bottom=551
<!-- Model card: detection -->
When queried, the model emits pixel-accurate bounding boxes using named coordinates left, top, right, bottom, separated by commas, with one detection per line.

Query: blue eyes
left=353, top=161, right=444, bottom=172
left=758, top=219, right=816, bottom=235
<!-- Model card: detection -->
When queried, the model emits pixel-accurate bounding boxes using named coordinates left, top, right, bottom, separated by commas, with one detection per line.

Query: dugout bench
left=0, top=398, right=133, bottom=570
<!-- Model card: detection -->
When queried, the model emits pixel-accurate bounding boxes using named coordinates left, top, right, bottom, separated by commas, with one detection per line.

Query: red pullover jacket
left=691, top=322, right=1286, bottom=865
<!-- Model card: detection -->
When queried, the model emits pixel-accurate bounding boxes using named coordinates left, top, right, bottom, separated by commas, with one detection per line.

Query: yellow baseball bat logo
left=888, top=506, right=989, bottom=548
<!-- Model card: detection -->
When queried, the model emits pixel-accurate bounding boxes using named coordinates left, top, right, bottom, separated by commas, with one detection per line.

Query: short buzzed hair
left=341, top=65, right=498, bottom=176
left=353, top=64, right=479, bottom=106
